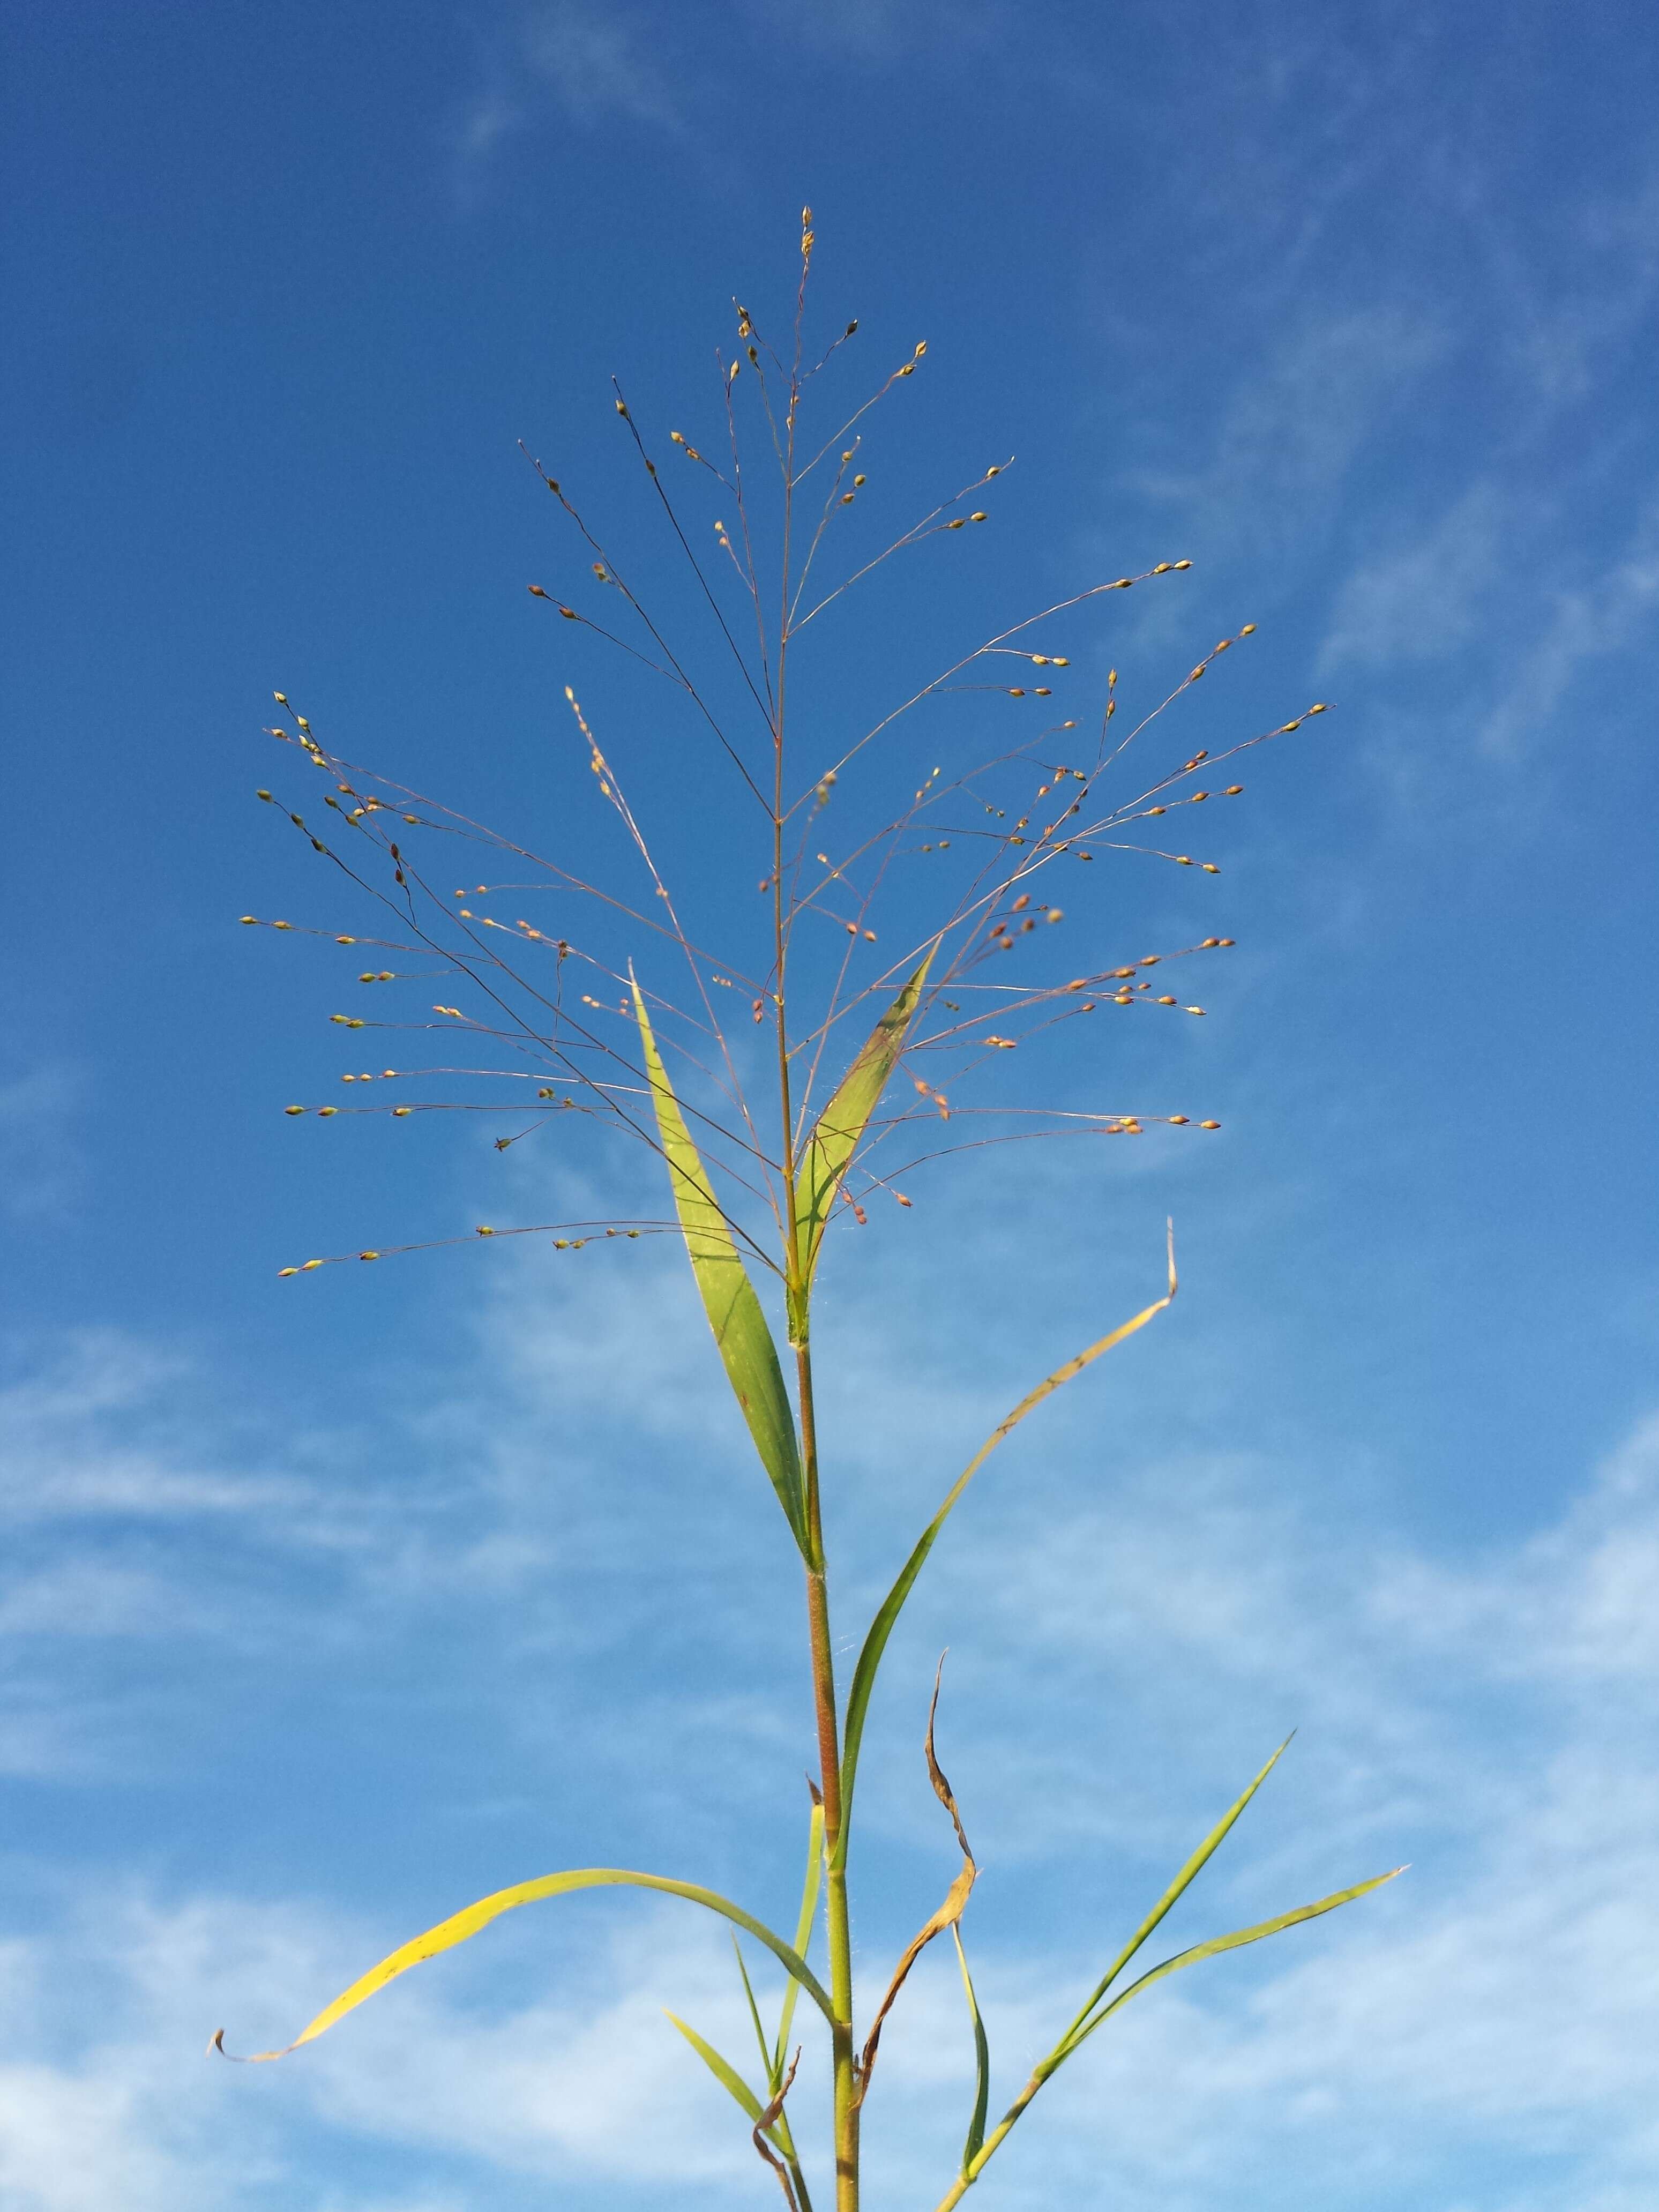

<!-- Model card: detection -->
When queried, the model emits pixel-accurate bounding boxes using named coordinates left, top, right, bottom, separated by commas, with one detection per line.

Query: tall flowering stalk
left=215, top=215, right=1399, bottom=2212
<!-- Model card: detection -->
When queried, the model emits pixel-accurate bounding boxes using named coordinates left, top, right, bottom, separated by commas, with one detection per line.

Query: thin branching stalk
left=219, top=213, right=1399, bottom=2212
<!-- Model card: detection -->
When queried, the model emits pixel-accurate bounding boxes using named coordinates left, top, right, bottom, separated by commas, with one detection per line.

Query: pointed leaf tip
left=631, top=980, right=807, bottom=1552
left=795, top=952, right=933, bottom=1296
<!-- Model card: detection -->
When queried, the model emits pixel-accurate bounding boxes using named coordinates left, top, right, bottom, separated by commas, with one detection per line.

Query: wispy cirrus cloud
left=453, top=0, right=1011, bottom=178
left=454, top=0, right=690, bottom=172
left=0, top=1061, right=86, bottom=1222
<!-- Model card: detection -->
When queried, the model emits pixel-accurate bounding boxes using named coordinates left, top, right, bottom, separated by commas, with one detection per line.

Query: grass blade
left=1052, top=1734, right=1291, bottom=2051
left=794, top=953, right=933, bottom=1299
left=1061, top=1866, right=1407, bottom=2057
left=724, top=1940, right=810, bottom=2179
left=951, top=1924, right=990, bottom=2174
left=935, top=1864, right=1403, bottom=2209
left=631, top=976, right=807, bottom=1551
left=210, top=1865, right=835, bottom=2060
left=731, top=1935, right=776, bottom=2084
left=857, top=1660, right=977, bottom=2095
left=837, top=1229, right=1177, bottom=1861
left=667, top=2008, right=809, bottom=2203
left=774, top=1797, right=825, bottom=2078
left=665, top=2009, right=767, bottom=2124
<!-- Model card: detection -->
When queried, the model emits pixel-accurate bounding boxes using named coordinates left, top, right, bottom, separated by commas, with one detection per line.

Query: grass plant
left=216, top=214, right=1401, bottom=2211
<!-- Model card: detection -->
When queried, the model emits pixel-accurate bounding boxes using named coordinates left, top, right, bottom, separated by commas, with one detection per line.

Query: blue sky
left=3, top=3, right=1657, bottom=2208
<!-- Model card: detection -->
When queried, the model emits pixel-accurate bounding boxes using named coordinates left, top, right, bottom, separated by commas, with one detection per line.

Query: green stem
left=931, top=2068, right=1050, bottom=2210
left=773, top=347, right=856, bottom=2212
left=797, top=1341, right=858, bottom=2212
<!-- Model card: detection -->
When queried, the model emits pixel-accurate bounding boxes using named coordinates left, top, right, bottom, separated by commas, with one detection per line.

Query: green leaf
left=774, top=1798, right=825, bottom=2078
left=663, top=2017, right=765, bottom=2114
left=952, top=1924, right=991, bottom=2174
left=793, top=953, right=933, bottom=1303
left=1060, top=1866, right=1406, bottom=2060
left=631, top=977, right=806, bottom=1552
left=1051, top=1735, right=1292, bottom=2052
left=837, top=1235, right=1177, bottom=1864
left=942, top=1860, right=1404, bottom=2206
left=211, top=1866, right=836, bottom=2061
left=664, top=2009, right=768, bottom=2125
left=718, top=1944, right=804, bottom=2161
left=730, top=1935, right=779, bottom=2088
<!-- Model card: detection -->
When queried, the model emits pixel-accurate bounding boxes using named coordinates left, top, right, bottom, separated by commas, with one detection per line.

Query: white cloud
left=453, top=0, right=1013, bottom=178
left=521, top=1, right=684, bottom=131
left=740, top=0, right=1005, bottom=60
left=0, top=1062, right=85, bottom=1221
left=1474, top=498, right=1659, bottom=758
left=1126, top=307, right=1445, bottom=566
left=6, top=1260, right=1658, bottom=2208
left=1319, top=481, right=1507, bottom=672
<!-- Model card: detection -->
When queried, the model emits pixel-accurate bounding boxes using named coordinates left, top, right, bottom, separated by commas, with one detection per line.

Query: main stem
left=773, top=342, right=857, bottom=2212
left=796, top=1339, right=858, bottom=2212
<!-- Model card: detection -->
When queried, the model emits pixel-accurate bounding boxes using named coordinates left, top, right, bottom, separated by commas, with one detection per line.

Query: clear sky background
left=3, top=4, right=1657, bottom=2209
